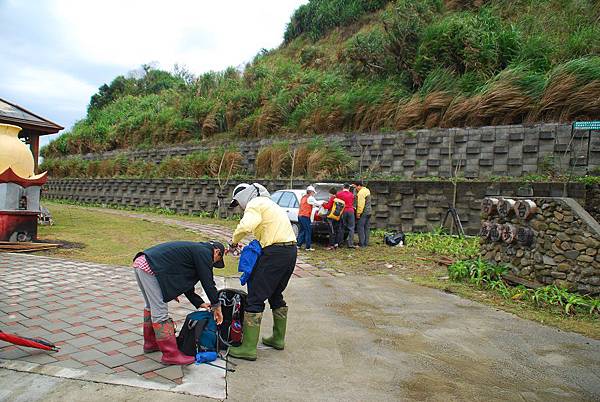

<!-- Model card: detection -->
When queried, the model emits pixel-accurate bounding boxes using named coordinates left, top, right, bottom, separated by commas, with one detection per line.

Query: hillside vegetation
left=43, top=0, right=600, bottom=159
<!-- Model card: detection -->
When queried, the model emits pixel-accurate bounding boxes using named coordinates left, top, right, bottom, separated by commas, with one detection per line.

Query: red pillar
left=30, top=134, right=40, bottom=172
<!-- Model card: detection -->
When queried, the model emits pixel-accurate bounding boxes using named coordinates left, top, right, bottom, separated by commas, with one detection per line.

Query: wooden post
left=30, top=134, right=40, bottom=172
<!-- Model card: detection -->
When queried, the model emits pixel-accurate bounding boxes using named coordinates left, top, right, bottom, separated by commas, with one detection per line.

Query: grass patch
left=36, top=202, right=239, bottom=276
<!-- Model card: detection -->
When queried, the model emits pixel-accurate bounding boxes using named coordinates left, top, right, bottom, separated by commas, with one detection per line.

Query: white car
left=270, top=183, right=340, bottom=237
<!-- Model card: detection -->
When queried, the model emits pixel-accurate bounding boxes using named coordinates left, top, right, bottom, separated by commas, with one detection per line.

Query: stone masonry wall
left=44, top=179, right=592, bottom=236
left=70, top=123, right=600, bottom=179
left=480, top=197, right=600, bottom=295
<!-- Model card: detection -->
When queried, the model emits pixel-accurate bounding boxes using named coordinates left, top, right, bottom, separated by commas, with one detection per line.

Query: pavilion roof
left=0, top=97, right=63, bottom=134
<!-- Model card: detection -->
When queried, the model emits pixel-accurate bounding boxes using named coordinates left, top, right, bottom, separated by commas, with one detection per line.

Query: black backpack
left=384, top=231, right=405, bottom=247
left=217, top=288, right=247, bottom=350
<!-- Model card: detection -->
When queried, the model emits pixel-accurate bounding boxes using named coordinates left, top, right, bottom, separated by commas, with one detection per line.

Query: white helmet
left=306, top=185, right=316, bottom=193
left=230, top=183, right=270, bottom=210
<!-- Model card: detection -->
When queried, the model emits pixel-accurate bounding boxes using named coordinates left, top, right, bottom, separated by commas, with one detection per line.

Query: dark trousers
left=357, top=214, right=371, bottom=247
left=246, top=244, right=297, bottom=313
left=326, top=218, right=339, bottom=246
left=296, top=216, right=312, bottom=249
left=337, top=211, right=355, bottom=247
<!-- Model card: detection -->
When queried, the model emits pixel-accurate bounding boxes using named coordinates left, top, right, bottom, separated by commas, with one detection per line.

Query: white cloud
left=4, top=66, right=97, bottom=113
left=0, top=0, right=307, bottom=135
left=52, top=0, right=306, bottom=73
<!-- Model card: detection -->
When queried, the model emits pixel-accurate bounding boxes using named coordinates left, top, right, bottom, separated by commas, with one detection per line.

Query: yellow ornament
left=0, top=123, right=35, bottom=179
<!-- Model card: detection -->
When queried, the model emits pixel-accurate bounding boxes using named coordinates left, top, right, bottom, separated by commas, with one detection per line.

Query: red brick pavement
left=99, top=209, right=336, bottom=278
left=0, top=252, right=203, bottom=385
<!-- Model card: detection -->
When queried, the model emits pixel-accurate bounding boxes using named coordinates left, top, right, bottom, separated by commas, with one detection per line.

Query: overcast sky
left=0, top=0, right=307, bottom=147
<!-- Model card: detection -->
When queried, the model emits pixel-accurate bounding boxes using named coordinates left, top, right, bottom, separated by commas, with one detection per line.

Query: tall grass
left=40, top=149, right=243, bottom=179
left=254, top=139, right=354, bottom=179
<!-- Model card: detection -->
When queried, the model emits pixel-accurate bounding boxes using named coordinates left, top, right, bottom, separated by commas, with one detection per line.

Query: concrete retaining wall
left=68, top=123, right=600, bottom=179
left=44, top=179, right=595, bottom=235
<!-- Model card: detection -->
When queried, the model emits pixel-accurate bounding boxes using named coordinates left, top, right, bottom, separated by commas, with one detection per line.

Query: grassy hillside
left=43, top=0, right=600, bottom=159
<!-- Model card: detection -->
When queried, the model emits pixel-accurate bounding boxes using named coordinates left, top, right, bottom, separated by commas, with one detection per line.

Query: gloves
left=227, top=242, right=242, bottom=256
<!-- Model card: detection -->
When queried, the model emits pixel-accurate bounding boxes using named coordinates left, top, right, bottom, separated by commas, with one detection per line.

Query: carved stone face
left=498, top=199, right=516, bottom=219
left=489, top=223, right=502, bottom=242
left=516, top=227, right=535, bottom=246
left=481, top=197, right=498, bottom=216
left=480, top=221, right=492, bottom=240
left=501, top=223, right=517, bottom=243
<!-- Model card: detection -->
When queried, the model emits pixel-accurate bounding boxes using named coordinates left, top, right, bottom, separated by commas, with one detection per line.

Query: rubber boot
left=262, top=306, right=287, bottom=350
left=143, top=309, right=159, bottom=353
left=153, top=319, right=195, bottom=365
left=228, top=312, right=262, bottom=361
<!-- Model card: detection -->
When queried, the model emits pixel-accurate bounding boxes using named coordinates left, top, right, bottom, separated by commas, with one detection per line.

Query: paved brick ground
left=98, top=208, right=338, bottom=278
left=0, top=252, right=207, bottom=385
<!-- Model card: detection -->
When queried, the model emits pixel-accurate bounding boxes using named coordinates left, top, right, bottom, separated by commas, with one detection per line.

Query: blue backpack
left=238, top=240, right=262, bottom=285
left=176, top=310, right=218, bottom=355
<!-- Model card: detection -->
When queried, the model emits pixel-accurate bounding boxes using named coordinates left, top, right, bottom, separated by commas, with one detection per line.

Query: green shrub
left=382, top=0, right=442, bottom=87
left=415, top=8, right=521, bottom=79
left=284, top=0, right=391, bottom=42
left=448, top=258, right=600, bottom=315
left=340, top=27, right=396, bottom=78
left=406, top=228, right=479, bottom=258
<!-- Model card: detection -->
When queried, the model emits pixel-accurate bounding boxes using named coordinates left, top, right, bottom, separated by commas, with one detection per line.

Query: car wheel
left=291, top=222, right=299, bottom=237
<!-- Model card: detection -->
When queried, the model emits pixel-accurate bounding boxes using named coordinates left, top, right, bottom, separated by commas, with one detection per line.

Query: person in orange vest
left=297, top=185, right=323, bottom=251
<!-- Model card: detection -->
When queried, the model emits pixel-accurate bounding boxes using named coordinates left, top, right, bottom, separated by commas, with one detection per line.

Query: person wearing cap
left=297, top=185, right=324, bottom=251
left=132, top=240, right=225, bottom=365
left=227, top=182, right=297, bottom=361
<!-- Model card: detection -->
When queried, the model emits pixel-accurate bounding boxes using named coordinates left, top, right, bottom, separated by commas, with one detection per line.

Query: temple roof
left=0, top=97, right=63, bottom=134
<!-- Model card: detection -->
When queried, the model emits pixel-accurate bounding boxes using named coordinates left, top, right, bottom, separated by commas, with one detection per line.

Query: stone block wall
left=70, top=123, right=600, bottom=178
left=480, top=197, right=600, bottom=295
left=44, top=179, right=592, bottom=235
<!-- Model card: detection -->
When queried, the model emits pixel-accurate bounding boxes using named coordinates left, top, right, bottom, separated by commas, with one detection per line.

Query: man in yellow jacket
left=227, top=183, right=297, bottom=360
left=353, top=181, right=372, bottom=248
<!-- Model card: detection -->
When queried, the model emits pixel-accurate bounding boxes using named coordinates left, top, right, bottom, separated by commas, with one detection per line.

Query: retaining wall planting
left=66, top=123, right=600, bottom=179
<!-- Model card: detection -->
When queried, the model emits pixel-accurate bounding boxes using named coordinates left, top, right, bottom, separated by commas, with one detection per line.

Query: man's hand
left=199, top=303, right=211, bottom=310
left=213, top=305, right=223, bottom=325
left=227, top=242, right=242, bottom=256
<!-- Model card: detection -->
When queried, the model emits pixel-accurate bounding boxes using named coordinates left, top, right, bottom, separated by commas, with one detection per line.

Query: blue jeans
left=296, top=216, right=313, bottom=249
left=357, top=214, right=371, bottom=247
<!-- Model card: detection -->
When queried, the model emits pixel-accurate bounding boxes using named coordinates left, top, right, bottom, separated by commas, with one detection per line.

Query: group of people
left=133, top=182, right=297, bottom=365
left=132, top=180, right=372, bottom=366
left=296, top=181, right=372, bottom=250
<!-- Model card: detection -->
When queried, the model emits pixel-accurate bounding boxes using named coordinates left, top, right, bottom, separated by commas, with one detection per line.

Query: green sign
left=573, top=121, right=600, bottom=130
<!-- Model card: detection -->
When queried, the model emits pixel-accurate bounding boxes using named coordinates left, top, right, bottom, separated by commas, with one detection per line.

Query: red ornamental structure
left=0, top=99, right=61, bottom=241
left=0, top=121, right=54, bottom=241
